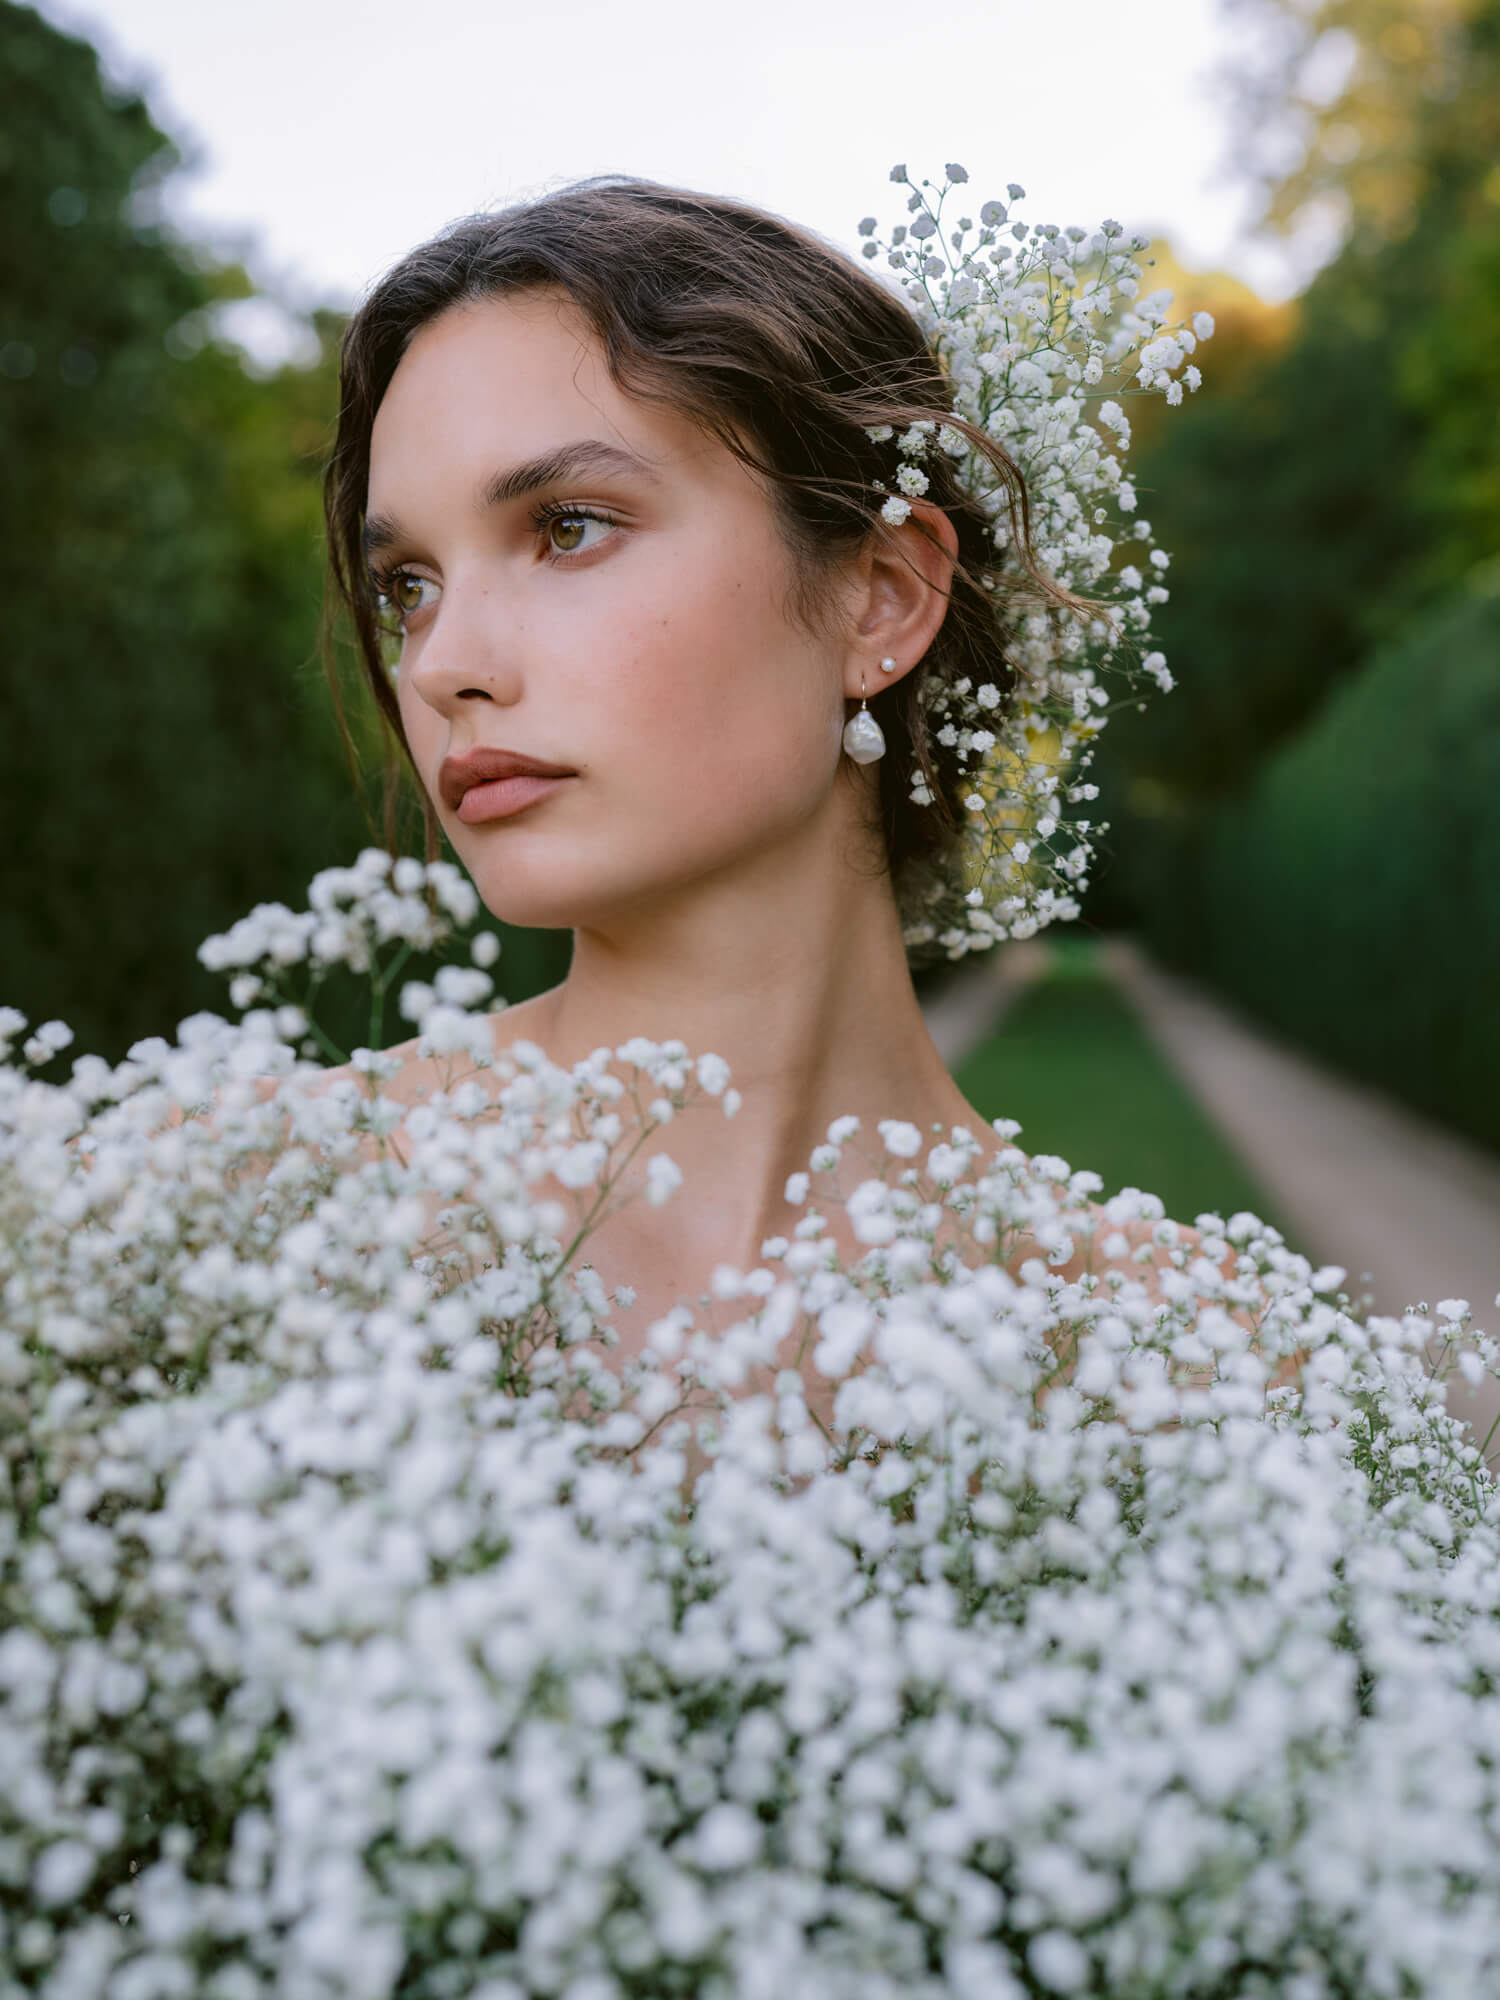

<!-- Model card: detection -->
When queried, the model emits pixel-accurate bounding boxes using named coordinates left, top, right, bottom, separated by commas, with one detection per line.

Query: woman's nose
left=403, top=578, right=524, bottom=712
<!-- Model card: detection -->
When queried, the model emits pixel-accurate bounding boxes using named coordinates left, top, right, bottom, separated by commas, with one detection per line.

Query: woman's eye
left=543, top=510, right=613, bottom=557
left=393, top=573, right=436, bottom=616
left=376, top=572, right=438, bottom=627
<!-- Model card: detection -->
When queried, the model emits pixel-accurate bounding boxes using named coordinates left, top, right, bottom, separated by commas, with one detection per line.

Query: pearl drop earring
left=842, top=669, right=886, bottom=765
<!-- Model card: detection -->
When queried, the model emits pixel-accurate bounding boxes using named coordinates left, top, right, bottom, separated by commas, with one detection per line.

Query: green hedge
left=1137, top=566, right=1500, bottom=1156
left=0, top=4, right=570, bottom=1060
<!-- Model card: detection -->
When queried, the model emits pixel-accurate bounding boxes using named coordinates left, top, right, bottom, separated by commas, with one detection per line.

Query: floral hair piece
left=861, top=165, right=1214, bottom=958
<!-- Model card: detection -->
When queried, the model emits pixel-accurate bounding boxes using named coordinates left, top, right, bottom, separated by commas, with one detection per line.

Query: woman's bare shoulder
left=335, top=991, right=565, bottom=1107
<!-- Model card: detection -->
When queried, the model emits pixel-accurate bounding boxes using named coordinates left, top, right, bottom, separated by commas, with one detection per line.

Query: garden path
left=1103, top=937, right=1500, bottom=1444
left=925, top=936, right=1500, bottom=1447
left=920, top=937, right=1050, bottom=1070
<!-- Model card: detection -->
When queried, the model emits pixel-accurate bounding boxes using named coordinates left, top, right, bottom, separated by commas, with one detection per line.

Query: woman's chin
left=471, top=883, right=586, bottom=934
left=464, top=858, right=627, bottom=936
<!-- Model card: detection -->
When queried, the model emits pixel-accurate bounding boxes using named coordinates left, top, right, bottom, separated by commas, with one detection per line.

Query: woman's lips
left=455, top=772, right=574, bottom=825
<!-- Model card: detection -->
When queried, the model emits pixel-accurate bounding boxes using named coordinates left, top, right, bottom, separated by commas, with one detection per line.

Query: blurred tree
left=1218, top=0, right=1500, bottom=603
left=1223, top=0, right=1484, bottom=257
left=0, top=1, right=359, bottom=1056
left=1089, top=0, right=1500, bottom=830
left=1387, top=3, right=1500, bottom=601
left=0, top=3, right=570, bottom=1059
left=1096, top=248, right=1419, bottom=808
left=1083, top=0, right=1500, bottom=1144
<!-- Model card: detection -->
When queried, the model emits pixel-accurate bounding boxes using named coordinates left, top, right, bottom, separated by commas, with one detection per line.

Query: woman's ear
left=843, top=501, right=959, bottom=698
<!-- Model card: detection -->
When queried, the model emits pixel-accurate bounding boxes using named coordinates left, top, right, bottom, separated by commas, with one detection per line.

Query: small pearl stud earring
left=879, top=655, right=897, bottom=674
left=842, top=669, right=887, bottom=765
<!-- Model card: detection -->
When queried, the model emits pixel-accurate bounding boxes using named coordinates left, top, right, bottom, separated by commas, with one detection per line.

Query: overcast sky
left=45, top=0, right=1288, bottom=349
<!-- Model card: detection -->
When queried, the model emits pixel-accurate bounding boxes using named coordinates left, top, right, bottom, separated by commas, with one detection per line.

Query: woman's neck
left=498, top=839, right=980, bottom=1274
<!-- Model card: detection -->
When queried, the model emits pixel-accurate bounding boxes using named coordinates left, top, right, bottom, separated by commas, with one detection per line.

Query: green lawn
left=952, top=937, right=1293, bottom=1238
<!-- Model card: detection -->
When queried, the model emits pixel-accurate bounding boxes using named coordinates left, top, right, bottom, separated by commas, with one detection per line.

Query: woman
left=12, top=183, right=1485, bottom=1999
left=320, top=175, right=1181, bottom=1356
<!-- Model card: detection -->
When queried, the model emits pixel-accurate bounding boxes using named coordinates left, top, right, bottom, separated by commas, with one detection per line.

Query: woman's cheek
left=395, top=665, right=439, bottom=770
left=664, top=682, right=838, bottom=855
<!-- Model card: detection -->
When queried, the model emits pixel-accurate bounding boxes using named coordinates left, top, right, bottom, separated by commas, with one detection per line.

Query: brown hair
left=322, top=176, right=1077, bottom=934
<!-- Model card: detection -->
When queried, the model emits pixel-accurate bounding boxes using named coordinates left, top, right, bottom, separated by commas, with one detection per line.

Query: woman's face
left=366, top=289, right=861, bottom=934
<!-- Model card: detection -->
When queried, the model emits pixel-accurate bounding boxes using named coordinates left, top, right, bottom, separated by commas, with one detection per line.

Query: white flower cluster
left=196, top=850, right=500, bottom=1064
left=861, top=167, right=1214, bottom=956
left=4, top=864, right=1500, bottom=1995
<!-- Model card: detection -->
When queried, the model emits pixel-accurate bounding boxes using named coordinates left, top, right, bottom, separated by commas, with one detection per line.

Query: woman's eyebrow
left=479, top=439, right=660, bottom=509
left=363, top=439, right=660, bottom=566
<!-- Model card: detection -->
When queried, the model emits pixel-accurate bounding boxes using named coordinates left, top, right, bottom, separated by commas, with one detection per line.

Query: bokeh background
left=4, top=0, right=1497, bottom=1331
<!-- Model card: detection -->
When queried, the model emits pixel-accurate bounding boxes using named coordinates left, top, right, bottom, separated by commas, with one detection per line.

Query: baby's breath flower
left=857, top=168, right=1215, bottom=957
left=695, top=1052, right=731, bottom=1095
left=877, top=1118, right=923, bottom=1157
left=645, top=1153, right=683, bottom=1205
left=5, top=872, right=1498, bottom=1997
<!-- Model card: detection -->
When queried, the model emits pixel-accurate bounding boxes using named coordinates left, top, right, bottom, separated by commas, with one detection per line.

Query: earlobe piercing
left=842, top=668, right=887, bottom=765
left=879, top=655, right=897, bottom=674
